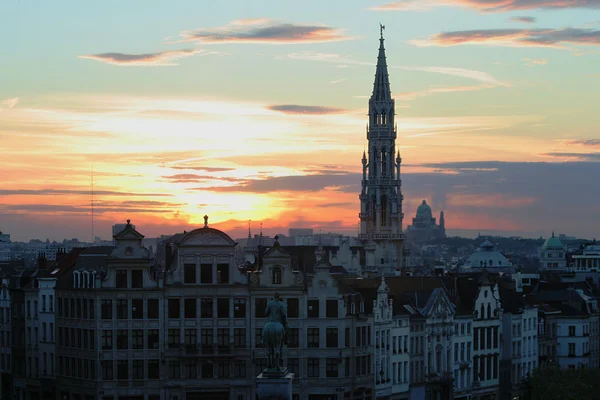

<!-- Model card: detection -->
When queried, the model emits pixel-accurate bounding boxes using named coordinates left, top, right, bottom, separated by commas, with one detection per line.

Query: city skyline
left=2, top=0, right=600, bottom=242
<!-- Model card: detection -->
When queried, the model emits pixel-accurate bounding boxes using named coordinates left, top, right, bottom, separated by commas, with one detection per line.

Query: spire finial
left=380, top=23, right=385, bottom=38
left=248, top=219, right=252, bottom=239
left=203, top=215, right=209, bottom=227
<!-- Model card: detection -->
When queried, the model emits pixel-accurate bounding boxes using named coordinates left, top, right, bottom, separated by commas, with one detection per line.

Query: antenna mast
left=91, top=164, right=94, bottom=244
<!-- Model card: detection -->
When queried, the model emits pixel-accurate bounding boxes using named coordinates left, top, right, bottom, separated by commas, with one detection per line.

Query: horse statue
left=261, top=293, right=288, bottom=376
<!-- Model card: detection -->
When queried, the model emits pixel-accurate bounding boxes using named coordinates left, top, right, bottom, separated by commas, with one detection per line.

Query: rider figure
left=264, top=293, right=288, bottom=344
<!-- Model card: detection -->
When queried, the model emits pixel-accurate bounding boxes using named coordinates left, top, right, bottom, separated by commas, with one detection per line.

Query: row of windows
left=114, top=269, right=144, bottom=289
left=473, top=354, right=499, bottom=382
left=183, top=263, right=230, bottom=284
left=56, top=297, right=352, bottom=321
left=453, top=342, right=472, bottom=363
left=473, top=327, right=499, bottom=351
left=161, top=326, right=370, bottom=349
left=454, top=322, right=472, bottom=336
left=58, top=298, right=96, bottom=319
left=58, top=328, right=96, bottom=350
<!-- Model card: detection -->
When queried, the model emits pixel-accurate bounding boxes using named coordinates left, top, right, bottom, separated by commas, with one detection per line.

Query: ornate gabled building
left=498, top=287, right=538, bottom=400
left=359, top=28, right=405, bottom=277
left=456, top=273, right=502, bottom=400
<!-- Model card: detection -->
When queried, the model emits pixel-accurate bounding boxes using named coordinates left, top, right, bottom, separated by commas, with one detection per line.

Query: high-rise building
left=358, top=28, right=405, bottom=276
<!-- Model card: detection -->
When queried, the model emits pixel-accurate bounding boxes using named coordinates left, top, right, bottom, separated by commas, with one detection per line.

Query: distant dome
left=542, top=233, right=564, bottom=251
left=416, top=200, right=433, bottom=219
left=462, top=240, right=513, bottom=272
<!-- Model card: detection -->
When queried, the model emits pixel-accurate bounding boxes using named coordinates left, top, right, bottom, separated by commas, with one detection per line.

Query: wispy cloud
left=285, top=52, right=507, bottom=87
left=371, top=0, right=600, bottom=12
left=0, top=189, right=171, bottom=197
left=522, top=57, right=548, bottom=66
left=409, top=28, right=600, bottom=49
left=565, top=139, right=600, bottom=147
left=329, top=78, right=347, bottom=84
left=399, top=66, right=509, bottom=86
left=541, top=152, right=600, bottom=161
left=1, top=98, right=19, bottom=108
left=179, top=19, right=353, bottom=44
left=266, top=104, right=348, bottom=115
left=78, top=49, right=215, bottom=66
left=510, top=16, right=536, bottom=23
left=397, top=84, right=495, bottom=100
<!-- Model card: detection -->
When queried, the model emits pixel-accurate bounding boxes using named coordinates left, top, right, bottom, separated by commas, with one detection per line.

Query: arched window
left=487, top=304, right=492, bottom=319
left=73, top=271, right=80, bottom=288
left=381, top=148, right=387, bottom=177
left=272, top=267, right=282, bottom=284
left=82, top=272, right=89, bottom=288
left=481, top=304, right=485, bottom=320
left=351, top=302, right=356, bottom=314
left=91, top=271, right=97, bottom=289
left=360, top=301, right=365, bottom=313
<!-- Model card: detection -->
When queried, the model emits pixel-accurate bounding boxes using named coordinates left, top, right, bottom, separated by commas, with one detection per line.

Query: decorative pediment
left=423, top=288, right=455, bottom=319
left=180, top=230, right=235, bottom=246
left=113, top=220, right=144, bottom=240
left=263, top=246, right=291, bottom=260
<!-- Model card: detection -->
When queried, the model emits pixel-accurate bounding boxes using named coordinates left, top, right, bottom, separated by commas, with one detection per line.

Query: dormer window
left=351, top=303, right=356, bottom=314
left=360, top=301, right=365, bottom=313
left=82, top=271, right=89, bottom=289
left=73, top=271, right=80, bottom=289
left=125, top=246, right=133, bottom=256
left=272, top=267, right=282, bottom=285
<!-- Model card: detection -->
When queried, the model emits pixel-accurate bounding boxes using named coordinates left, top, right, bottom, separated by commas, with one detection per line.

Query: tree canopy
left=526, top=367, right=600, bottom=400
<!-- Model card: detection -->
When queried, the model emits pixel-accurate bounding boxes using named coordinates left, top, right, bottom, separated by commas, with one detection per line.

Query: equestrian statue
left=261, top=293, right=288, bottom=377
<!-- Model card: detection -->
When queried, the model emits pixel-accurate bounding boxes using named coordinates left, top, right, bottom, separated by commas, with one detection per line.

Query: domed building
left=539, top=232, right=566, bottom=271
left=405, top=200, right=446, bottom=242
left=460, top=239, right=515, bottom=274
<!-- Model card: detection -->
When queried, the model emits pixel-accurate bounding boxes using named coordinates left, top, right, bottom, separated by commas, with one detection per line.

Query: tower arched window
left=73, top=271, right=80, bottom=289
left=82, top=271, right=89, bottom=288
left=481, top=304, right=485, bottom=320
left=272, top=267, right=282, bottom=284
left=381, top=149, right=387, bottom=177
left=487, top=304, right=491, bottom=319
left=382, top=112, right=386, bottom=125
left=381, top=195, right=388, bottom=226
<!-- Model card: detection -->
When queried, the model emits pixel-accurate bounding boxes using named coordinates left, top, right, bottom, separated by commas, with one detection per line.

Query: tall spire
left=372, top=24, right=391, bottom=102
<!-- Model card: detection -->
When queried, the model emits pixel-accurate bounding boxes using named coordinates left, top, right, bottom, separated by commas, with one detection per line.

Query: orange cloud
left=78, top=49, right=217, bottom=66
left=371, top=0, right=600, bottom=12
left=409, top=28, right=600, bottom=48
left=179, top=20, right=353, bottom=44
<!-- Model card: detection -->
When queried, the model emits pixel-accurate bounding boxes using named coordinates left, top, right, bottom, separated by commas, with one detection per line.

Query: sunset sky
left=1, top=0, right=599, bottom=242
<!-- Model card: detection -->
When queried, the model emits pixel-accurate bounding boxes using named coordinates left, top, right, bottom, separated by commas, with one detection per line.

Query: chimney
left=37, top=252, right=47, bottom=269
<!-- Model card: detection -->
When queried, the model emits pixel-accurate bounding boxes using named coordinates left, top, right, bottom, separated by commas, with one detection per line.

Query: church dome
left=462, top=240, right=513, bottom=271
left=416, top=200, right=433, bottom=219
left=542, top=233, right=564, bottom=251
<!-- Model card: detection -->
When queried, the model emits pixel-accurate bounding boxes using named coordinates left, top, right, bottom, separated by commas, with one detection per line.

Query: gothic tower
left=359, top=26, right=405, bottom=276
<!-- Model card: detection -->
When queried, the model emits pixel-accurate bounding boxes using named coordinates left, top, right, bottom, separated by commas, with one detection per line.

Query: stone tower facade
left=359, top=28, right=405, bottom=276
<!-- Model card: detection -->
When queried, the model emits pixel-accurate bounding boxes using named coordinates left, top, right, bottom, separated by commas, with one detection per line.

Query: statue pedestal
left=256, top=372, right=294, bottom=400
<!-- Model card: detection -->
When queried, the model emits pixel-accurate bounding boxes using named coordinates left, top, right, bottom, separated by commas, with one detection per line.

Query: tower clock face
left=250, top=273, right=259, bottom=283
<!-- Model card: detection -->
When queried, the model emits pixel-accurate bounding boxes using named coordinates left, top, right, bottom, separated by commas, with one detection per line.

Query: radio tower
left=91, top=164, right=94, bottom=245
